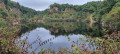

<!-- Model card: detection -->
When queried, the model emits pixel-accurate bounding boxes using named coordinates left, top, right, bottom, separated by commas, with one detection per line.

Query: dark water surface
left=17, top=22, right=104, bottom=53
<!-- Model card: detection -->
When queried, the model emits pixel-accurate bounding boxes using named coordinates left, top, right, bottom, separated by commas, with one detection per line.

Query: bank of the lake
left=15, top=22, right=120, bottom=54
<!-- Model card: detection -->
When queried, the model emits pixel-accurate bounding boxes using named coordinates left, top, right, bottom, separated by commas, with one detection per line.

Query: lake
left=16, top=22, right=104, bottom=53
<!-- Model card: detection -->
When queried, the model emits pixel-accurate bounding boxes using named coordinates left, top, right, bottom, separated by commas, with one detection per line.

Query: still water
left=17, top=22, right=103, bottom=53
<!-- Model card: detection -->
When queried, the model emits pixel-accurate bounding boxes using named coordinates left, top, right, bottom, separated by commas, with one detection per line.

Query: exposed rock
left=10, top=8, right=22, bottom=17
left=12, top=19, right=21, bottom=25
left=0, top=2, right=22, bottom=18
left=64, top=8, right=69, bottom=12
left=118, top=31, right=120, bottom=37
left=50, top=7, right=59, bottom=13
left=64, top=8, right=75, bottom=12
left=0, top=2, right=6, bottom=10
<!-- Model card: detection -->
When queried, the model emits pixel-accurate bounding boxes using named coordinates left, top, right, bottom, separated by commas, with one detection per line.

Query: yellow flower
left=74, top=46, right=78, bottom=49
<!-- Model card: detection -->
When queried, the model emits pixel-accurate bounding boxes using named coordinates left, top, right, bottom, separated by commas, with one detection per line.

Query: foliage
left=0, top=25, right=21, bottom=54
left=0, top=26, right=19, bottom=37
left=9, top=11, right=18, bottom=18
left=29, top=33, right=120, bottom=54
left=40, top=0, right=119, bottom=24
left=1, top=0, right=39, bottom=18
left=1, top=11, right=8, bottom=18
left=0, top=8, right=8, bottom=18
left=0, top=0, right=120, bottom=54
left=0, top=18, right=6, bottom=27
left=102, top=7, right=120, bottom=30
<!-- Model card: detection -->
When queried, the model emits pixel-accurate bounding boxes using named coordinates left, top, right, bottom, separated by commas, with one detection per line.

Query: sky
left=11, top=0, right=101, bottom=11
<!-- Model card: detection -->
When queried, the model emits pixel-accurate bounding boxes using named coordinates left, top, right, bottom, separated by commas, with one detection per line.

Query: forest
left=0, top=0, right=120, bottom=54
left=40, top=0, right=120, bottom=30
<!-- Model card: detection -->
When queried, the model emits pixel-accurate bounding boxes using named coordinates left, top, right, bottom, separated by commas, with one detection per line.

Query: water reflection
left=42, top=22, right=104, bottom=37
left=20, top=22, right=105, bottom=37
left=17, top=22, right=105, bottom=53
left=17, top=27, right=98, bottom=53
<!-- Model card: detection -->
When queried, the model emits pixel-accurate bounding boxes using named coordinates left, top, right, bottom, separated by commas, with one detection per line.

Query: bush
left=102, top=7, right=120, bottom=30
left=0, top=18, right=6, bottom=27
left=1, top=11, right=8, bottom=18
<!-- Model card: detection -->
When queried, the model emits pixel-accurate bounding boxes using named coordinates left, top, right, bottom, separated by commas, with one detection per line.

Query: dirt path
left=89, top=13, right=93, bottom=28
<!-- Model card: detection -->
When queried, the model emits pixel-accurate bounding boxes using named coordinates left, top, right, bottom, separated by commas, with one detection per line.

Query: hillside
left=0, top=0, right=120, bottom=54
left=39, top=0, right=120, bottom=30
left=0, top=0, right=39, bottom=26
left=41, top=1, right=119, bottom=21
left=0, top=0, right=41, bottom=53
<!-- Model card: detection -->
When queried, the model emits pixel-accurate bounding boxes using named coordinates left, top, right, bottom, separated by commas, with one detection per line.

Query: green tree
left=0, top=18, right=6, bottom=27
left=103, top=7, right=120, bottom=30
left=1, top=11, right=8, bottom=18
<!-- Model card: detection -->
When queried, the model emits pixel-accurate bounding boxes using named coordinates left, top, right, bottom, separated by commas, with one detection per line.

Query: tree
left=1, top=11, right=8, bottom=18
left=102, top=7, right=120, bottom=30
left=0, top=18, right=6, bottom=27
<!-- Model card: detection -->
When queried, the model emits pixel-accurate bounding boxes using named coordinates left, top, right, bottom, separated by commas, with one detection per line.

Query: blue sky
left=11, top=0, right=101, bottom=11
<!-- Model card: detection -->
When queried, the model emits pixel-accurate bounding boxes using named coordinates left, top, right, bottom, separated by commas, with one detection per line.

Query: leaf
left=96, top=38, right=103, bottom=42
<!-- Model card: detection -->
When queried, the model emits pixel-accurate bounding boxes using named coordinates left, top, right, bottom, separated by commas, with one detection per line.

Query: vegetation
left=37, top=34, right=120, bottom=54
left=40, top=0, right=120, bottom=30
left=0, top=0, right=39, bottom=53
left=41, top=22, right=105, bottom=37
left=0, top=0, right=120, bottom=54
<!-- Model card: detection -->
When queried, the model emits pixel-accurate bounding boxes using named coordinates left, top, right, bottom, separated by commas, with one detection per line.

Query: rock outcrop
left=10, top=8, right=22, bottom=17
left=0, top=1, right=6, bottom=10
left=50, top=7, right=59, bottom=13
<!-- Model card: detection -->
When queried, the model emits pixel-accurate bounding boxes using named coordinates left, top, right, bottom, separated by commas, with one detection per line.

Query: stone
left=118, top=31, right=120, bottom=37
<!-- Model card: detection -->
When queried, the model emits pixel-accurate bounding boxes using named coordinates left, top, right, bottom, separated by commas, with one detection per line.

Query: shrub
left=1, top=11, right=8, bottom=18
left=102, top=7, right=120, bottom=30
left=0, top=18, right=6, bottom=27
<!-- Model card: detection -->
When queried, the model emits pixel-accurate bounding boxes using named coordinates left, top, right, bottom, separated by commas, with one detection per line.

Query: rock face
left=0, top=2, right=6, bottom=10
left=12, top=19, right=21, bottom=25
left=0, top=2, right=22, bottom=25
left=64, top=8, right=74, bottom=12
left=10, top=8, right=22, bottom=17
left=118, top=31, right=120, bottom=37
left=0, top=1, right=22, bottom=18
left=64, top=8, right=69, bottom=12
left=50, top=7, right=59, bottom=13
